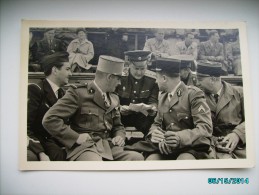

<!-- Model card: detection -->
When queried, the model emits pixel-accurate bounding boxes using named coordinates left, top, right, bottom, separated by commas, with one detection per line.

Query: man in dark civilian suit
left=27, top=51, right=72, bottom=161
left=37, top=28, right=66, bottom=63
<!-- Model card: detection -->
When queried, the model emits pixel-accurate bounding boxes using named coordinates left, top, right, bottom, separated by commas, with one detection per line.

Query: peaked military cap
left=171, top=54, right=194, bottom=69
left=124, top=50, right=151, bottom=62
left=197, top=61, right=225, bottom=77
left=41, top=51, right=69, bottom=71
left=97, top=55, right=125, bottom=76
left=152, top=57, right=181, bottom=74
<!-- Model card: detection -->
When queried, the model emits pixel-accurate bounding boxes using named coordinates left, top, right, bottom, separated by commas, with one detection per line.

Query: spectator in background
left=28, top=31, right=40, bottom=72
left=175, top=33, right=198, bottom=60
left=143, top=29, right=170, bottom=58
left=198, top=30, right=228, bottom=74
left=67, top=28, right=94, bottom=72
left=27, top=52, right=71, bottom=161
left=225, top=32, right=242, bottom=76
left=37, top=28, right=66, bottom=63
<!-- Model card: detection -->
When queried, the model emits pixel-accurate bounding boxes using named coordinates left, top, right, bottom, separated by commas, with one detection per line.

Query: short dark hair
left=76, top=28, right=87, bottom=34
left=44, top=62, right=64, bottom=76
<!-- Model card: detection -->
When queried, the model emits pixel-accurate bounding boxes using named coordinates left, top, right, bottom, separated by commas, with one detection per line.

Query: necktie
left=57, top=88, right=64, bottom=99
left=168, top=93, right=173, bottom=102
left=49, top=39, right=53, bottom=50
left=213, top=94, right=219, bottom=103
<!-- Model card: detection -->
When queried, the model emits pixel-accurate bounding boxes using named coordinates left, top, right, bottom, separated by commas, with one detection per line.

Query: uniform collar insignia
left=177, top=88, right=182, bottom=97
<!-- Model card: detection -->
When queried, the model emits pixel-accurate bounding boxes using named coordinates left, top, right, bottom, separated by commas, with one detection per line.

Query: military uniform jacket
left=27, top=79, right=64, bottom=154
left=116, top=71, right=159, bottom=107
left=150, top=82, right=213, bottom=149
left=43, top=81, right=125, bottom=160
left=198, top=40, right=224, bottom=61
left=205, top=81, right=245, bottom=145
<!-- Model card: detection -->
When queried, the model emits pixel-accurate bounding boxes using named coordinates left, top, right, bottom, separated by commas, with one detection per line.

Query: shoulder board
left=187, top=85, right=200, bottom=92
left=68, top=83, right=88, bottom=89
left=144, top=70, right=156, bottom=79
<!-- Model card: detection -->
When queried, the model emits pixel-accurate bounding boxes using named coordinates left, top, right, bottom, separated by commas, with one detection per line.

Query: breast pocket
left=176, top=112, right=193, bottom=128
left=81, top=108, right=99, bottom=129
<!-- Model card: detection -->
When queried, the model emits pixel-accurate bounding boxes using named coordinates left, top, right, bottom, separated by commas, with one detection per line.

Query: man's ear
left=162, top=74, right=167, bottom=82
left=52, top=66, right=57, bottom=75
left=107, top=74, right=112, bottom=81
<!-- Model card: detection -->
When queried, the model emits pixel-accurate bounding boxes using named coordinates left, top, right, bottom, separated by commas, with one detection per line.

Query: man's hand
left=76, top=133, right=92, bottom=145
left=164, top=131, right=180, bottom=149
left=158, top=141, right=172, bottom=155
left=143, top=104, right=157, bottom=116
left=150, top=128, right=165, bottom=143
left=112, top=136, right=125, bottom=147
left=220, top=133, right=240, bottom=153
left=120, top=105, right=132, bottom=115
left=39, top=152, right=50, bottom=161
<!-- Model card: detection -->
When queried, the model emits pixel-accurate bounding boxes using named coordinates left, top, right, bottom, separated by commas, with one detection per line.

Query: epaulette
left=187, top=85, right=200, bottom=92
left=144, top=69, right=156, bottom=79
left=68, top=83, right=88, bottom=89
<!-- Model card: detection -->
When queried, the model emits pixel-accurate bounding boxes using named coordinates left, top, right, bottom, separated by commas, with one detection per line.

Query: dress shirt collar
left=46, top=78, right=60, bottom=98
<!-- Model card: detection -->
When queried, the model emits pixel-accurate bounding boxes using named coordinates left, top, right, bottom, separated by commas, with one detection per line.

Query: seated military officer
left=196, top=61, right=246, bottom=159
left=43, top=55, right=144, bottom=161
left=116, top=50, right=159, bottom=136
left=125, top=57, right=213, bottom=160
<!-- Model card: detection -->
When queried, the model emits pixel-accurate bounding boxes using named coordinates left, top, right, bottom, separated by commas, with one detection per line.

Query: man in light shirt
left=27, top=51, right=72, bottom=161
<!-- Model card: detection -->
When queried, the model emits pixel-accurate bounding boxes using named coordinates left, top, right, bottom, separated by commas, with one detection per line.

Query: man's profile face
left=56, top=62, right=72, bottom=86
left=155, top=72, right=166, bottom=92
left=129, top=62, right=147, bottom=80
left=211, top=32, right=220, bottom=43
left=196, top=76, right=212, bottom=93
left=107, top=74, right=121, bottom=92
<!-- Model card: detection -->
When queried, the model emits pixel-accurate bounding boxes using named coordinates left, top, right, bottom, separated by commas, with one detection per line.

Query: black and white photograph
left=20, top=20, right=254, bottom=170
left=1, top=0, right=259, bottom=195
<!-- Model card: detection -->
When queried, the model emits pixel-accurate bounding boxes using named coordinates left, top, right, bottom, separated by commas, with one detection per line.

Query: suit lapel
left=43, top=79, right=58, bottom=106
left=216, top=82, right=234, bottom=116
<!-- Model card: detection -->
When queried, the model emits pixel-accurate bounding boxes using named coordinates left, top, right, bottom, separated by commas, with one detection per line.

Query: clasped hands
left=150, top=128, right=180, bottom=155
left=215, top=133, right=240, bottom=154
left=76, top=133, right=125, bottom=147
left=120, top=104, right=157, bottom=116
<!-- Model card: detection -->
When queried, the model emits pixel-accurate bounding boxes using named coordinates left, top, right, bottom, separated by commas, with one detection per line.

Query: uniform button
left=185, top=116, right=188, bottom=119
left=132, top=100, right=135, bottom=103
left=169, top=110, right=172, bottom=112
left=133, top=91, right=136, bottom=94
left=104, top=131, right=107, bottom=133
left=105, top=121, right=108, bottom=124
left=135, top=81, right=138, bottom=84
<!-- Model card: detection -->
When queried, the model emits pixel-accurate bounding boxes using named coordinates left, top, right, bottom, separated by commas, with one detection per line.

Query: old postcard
left=20, top=20, right=255, bottom=170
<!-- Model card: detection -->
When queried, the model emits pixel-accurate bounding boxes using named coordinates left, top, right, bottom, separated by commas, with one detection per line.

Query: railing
left=28, top=72, right=243, bottom=86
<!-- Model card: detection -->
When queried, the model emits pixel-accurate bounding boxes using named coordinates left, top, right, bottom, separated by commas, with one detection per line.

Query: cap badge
left=138, top=57, right=142, bottom=60
left=122, top=86, right=126, bottom=91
